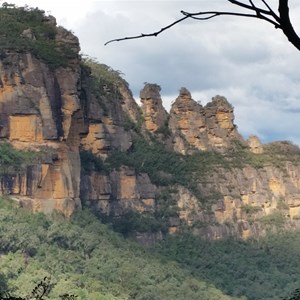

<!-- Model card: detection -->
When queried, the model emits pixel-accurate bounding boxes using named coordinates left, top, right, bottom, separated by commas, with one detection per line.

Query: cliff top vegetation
left=0, top=3, right=76, bottom=69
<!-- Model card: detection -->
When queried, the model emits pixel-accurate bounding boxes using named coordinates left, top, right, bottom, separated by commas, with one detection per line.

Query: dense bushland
left=156, top=232, right=300, bottom=300
left=0, top=199, right=237, bottom=300
left=0, top=198, right=300, bottom=299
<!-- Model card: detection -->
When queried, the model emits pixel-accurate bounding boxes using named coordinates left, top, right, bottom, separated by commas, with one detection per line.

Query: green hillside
left=0, top=198, right=299, bottom=300
left=156, top=232, right=300, bottom=300
left=0, top=199, right=239, bottom=300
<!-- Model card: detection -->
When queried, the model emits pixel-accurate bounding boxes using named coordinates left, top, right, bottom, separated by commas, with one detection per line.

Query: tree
left=105, top=0, right=300, bottom=52
left=0, top=277, right=77, bottom=300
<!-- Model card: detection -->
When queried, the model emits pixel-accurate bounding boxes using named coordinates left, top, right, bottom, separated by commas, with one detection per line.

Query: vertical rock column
left=140, top=83, right=168, bottom=133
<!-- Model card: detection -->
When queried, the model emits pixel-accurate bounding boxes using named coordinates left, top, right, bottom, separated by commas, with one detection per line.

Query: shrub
left=0, top=142, right=36, bottom=175
left=0, top=4, right=76, bottom=69
left=82, top=56, right=128, bottom=95
left=241, top=204, right=262, bottom=215
left=260, top=211, right=285, bottom=227
left=111, top=211, right=167, bottom=235
left=79, top=151, right=108, bottom=174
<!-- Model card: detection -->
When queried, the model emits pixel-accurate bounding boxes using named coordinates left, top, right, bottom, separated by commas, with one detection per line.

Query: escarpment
left=79, top=82, right=300, bottom=242
left=2, top=7, right=300, bottom=243
left=0, top=18, right=84, bottom=216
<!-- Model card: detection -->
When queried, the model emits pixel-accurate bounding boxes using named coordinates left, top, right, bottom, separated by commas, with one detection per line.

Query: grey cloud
left=9, top=0, right=300, bottom=145
left=72, top=1, right=300, bottom=146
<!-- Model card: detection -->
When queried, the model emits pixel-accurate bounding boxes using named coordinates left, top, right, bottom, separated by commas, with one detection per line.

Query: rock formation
left=2, top=9, right=300, bottom=242
left=169, top=88, right=208, bottom=154
left=247, top=135, right=264, bottom=154
left=80, top=65, right=141, bottom=159
left=140, top=83, right=168, bottom=133
left=0, top=24, right=83, bottom=216
left=169, top=88, right=244, bottom=153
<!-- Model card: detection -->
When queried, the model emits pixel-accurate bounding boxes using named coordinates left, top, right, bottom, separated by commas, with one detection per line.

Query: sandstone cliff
left=140, top=83, right=168, bottom=133
left=2, top=6, right=300, bottom=243
left=0, top=14, right=83, bottom=216
left=169, top=88, right=244, bottom=154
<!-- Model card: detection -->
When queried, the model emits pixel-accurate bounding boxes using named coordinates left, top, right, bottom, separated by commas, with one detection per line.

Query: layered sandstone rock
left=2, top=11, right=300, bottom=243
left=247, top=135, right=264, bottom=154
left=140, top=83, right=168, bottom=133
left=205, top=95, right=244, bottom=149
left=169, top=89, right=244, bottom=154
left=183, top=162, right=300, bottom=239
left=0, top=19, right=83, bottom=216
left=81, top=166, right=156, bottom=216
left=80, top=71, right=140, bottom=159
left=169, top=88, right=208, bottom=154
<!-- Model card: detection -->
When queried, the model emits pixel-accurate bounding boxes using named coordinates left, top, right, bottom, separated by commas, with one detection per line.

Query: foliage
left=122, top=113, right=144, bottom=134
left=106, top=137, right=178, bottom=185
left=155, top=188, right=179, bottom=219
left=241, top=204, right=262, bottom=215
left=81, top=56, right=131, bottom=118
left=0, top=142, right=36, bottom=175
left=0, top=276, right=77, bottom=299
left=282, top=289, right=300, bottom=300
left=82, top=56, right=128, bottom=96
left=277, top=197, right=289, bottom=210
left=155, top=232, right=300, bottom=300
left=111, top=211, right=167, bottom=236
left=106, top=136, right=224, bottom=203
left=122, top=116, right=139, bottom=132
left=0, top=202, right=237, bottom=300
left=80, top=151, right=108, bottom=175
left=1, top=198, right=300, bottom=299
left=226, top=140, right=300, bottom=170
left=0, top=3, right=76, bottom=69
left=155, top=119, right=171, bottom=138
left=260, top=211, right=286, bottom=227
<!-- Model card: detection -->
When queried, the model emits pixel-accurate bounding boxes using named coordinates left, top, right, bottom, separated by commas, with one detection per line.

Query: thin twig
left=184, top=10, right=280, bottom=27
left=104, top=1, right=285, bottom=46
left=227, top=0, right=272, bottom=14
left=105, top=8, right=281, bottom=46
left=105, top=15, right=189, bottom=45
left=261, top=0, right=281, bottom=21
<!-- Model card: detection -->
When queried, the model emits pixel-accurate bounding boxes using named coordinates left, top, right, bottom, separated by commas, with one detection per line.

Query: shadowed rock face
left=0, top=14, right=143, bottom=217
left=0, top=19, right=83, bottom=216
left=140, top=83, right=168, bottom=133
left=205, top=95, right=243, bottom=148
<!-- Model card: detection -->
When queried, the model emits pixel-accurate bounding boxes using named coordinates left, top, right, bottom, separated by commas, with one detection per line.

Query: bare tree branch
left=261, top=0, right=281, bottom=21
left=104, top=15, right=189, bottom=45
left=180, top=10, right=280, bottom=28
left=184, top=11, right=256, bottom=21
left=227, top=0, right=272, bottom=15
left=105, top=0, right=300, bottom=52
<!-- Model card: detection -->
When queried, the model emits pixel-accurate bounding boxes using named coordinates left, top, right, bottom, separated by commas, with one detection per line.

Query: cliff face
left=79, top=82, right=300, bottom=241
left=184, top=161, right=300, bottom=239
left=169, top=88, right=244, bottom=154
left=0, top=24, right=84, bottom=216
left=2, top=9, right=300, bottom=242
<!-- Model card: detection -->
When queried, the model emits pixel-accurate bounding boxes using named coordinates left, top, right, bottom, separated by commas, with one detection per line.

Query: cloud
left=73, top=2, right=300, bottom=145
left=8, top=0, right=300, bottom=146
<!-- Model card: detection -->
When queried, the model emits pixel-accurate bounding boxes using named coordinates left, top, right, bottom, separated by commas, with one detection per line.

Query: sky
left=7, top=0, right=300, bottom=145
